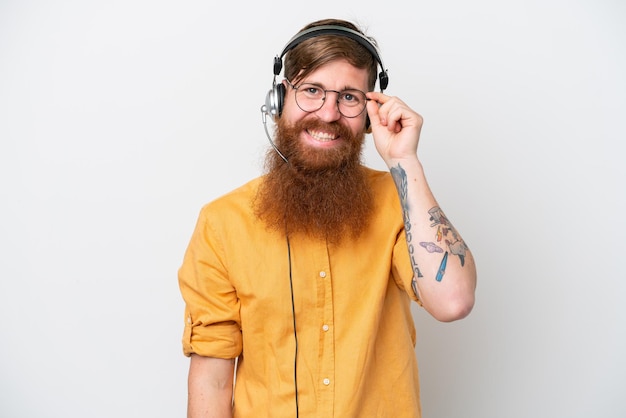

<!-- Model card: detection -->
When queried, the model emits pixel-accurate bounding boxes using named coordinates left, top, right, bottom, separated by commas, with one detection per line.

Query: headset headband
left=272, top=24, right=389, bottom=91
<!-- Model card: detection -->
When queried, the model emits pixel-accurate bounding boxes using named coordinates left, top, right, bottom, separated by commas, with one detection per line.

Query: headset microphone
left=261, top=104, right=289, bottom=163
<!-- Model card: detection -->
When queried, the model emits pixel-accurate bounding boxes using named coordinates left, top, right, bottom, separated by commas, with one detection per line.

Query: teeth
left=308, top=130, right=337, bottom=142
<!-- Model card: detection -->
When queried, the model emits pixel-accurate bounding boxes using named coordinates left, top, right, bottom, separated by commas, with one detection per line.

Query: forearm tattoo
left=426, top=206, right=468, bottom=276
left=391, top=164, right=469, bottom=289
left=390, top=164, right=423, bottom=286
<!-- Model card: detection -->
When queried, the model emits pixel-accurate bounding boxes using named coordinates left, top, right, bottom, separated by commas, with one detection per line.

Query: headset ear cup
left=275, top=82, right=285, bottom=117
left=265, top=82, right=286, bottom=120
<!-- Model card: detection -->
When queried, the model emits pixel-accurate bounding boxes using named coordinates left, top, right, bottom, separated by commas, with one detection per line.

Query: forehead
left=296, top=59, right=369, bottom=90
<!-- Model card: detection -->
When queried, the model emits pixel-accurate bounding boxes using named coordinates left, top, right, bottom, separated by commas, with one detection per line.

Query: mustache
left=295, top=118, right=353, bottom=139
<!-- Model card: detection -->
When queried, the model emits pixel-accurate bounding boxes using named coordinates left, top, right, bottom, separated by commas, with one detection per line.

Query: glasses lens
left=338, top=90, right=367, bottom=118
left=294, top=84, right=324, bottom=112
left=294, top=84, right=367, bottom=118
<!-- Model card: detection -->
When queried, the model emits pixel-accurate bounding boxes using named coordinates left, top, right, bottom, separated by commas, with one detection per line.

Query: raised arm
left=366, top=92, right=477, bottom=322
left=187, top=354, right=235, bottom=418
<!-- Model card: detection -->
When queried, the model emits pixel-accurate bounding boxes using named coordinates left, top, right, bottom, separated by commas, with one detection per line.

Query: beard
left=254, top=116, right=374, bottom=244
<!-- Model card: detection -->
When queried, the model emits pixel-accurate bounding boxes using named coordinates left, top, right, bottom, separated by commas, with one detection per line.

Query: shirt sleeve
left=178, top=206, right=243, bottom=358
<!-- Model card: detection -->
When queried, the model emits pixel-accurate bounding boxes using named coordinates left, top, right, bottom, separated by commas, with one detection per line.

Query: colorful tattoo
left=435, top=251, right=448, bottom=282
left=391, top=165, right=469, bottom=287
left=419, top=241, right=443, bottom=253
left=390, top=164, right=423, bottom=284
left=428, top=207, right=468, bottom=267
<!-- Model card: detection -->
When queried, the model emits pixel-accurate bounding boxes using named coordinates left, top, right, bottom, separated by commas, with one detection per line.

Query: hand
left=366, top=92, right=424, bottom=164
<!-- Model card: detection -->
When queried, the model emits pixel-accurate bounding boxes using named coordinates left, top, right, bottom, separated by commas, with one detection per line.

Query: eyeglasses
left=286, top=80, right=369, bottom=118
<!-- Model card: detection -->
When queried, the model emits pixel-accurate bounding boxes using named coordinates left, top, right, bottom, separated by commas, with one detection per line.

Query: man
left=178, top=18, right=477, bottom=418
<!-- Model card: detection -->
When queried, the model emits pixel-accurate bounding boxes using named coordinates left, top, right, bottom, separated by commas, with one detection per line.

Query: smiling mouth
left=307, top=129, right=338, bottom=142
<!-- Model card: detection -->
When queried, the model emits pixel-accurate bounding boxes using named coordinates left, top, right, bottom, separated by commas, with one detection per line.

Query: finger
left=366, top=99, right=381, bottom=127
left=381, top=102, right=405, bottom=133
left=366, top=92, right=392, bottom=127
left=366, top=91, right=389, bottom=104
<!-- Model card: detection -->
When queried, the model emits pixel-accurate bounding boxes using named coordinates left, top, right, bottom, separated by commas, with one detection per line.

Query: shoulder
left=363, top=167, right=399, bottom=201
left=195, top=177, right=263, bottom=227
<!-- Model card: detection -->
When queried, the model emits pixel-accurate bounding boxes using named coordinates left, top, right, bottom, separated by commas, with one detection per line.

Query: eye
left=301, top=84, right=323, bottom=98
left=340, top=90, right=364, bottom=106
left=342, top=92, right=355, bottom=101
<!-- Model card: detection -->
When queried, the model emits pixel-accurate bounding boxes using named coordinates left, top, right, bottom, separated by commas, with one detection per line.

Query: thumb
left=366, top=98, right=381, bottom=129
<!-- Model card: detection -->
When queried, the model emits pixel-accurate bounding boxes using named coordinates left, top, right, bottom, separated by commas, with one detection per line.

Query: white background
left=1, top=1, right=624, bottom=417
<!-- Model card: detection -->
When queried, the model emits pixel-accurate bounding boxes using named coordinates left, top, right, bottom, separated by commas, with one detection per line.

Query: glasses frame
left=285, top=79, right=369, bottom=118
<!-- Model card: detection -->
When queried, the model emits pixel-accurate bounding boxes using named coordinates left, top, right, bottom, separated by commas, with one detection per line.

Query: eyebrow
left=300, top=80, right=367, bottom=93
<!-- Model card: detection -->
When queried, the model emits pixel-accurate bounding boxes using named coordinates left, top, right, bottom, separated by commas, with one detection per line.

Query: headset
left=262, top=24, right=390, bottom=120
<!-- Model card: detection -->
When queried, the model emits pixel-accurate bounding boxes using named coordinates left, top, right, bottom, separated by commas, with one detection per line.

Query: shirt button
left=323, top=378, right=330, bottom=386
left=322, top=324, right=329, bottom=332
left=319, top=271, right=327, bottom=278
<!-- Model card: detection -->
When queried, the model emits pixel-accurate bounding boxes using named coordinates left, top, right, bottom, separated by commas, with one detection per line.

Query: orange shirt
left=179, top=168, right=422, bottom=417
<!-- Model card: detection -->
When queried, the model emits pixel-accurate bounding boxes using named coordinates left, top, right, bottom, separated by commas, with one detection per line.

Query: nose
left=315, top=91, right=342, bottom=122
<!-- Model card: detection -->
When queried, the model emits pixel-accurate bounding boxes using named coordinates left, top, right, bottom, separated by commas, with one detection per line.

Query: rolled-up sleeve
left=178, top=206, right=242, bottom=358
